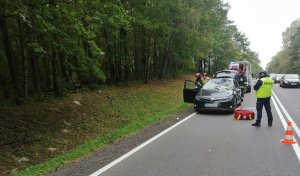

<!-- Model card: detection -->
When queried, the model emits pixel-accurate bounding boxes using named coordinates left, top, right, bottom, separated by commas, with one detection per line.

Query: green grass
left=0, top=75, right=194, bottom=176
left=14, top=103, right=190, bottom=176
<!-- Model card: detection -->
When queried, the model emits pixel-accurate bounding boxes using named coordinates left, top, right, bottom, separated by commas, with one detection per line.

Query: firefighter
left=203, top=72, right=211, bottom=84
left=234, top=70, right=247, bottom=100
left=195, top=73, right=204, bottom=89
left=252, top=70, right=274, bottom=127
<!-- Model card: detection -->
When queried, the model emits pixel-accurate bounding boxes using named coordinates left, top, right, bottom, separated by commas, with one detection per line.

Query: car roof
left=285, top=74, right=298, bottom=75
left=214, top=70, right=238, bottom=78
left=208, top=77, right=234, bottom=81
left=215, top=70, right=238, bottom=73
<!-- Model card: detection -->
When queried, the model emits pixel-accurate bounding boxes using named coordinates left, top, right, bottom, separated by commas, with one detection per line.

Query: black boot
left=252, top=122, right=261, bottom=127
left=268, top=121, right=272, bottom=127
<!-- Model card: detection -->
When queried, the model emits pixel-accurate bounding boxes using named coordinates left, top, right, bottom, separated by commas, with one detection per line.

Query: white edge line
left=89, top=112, right=197, bottom=176
left=272, top=92, right=300, bottom=138
left=271, top=95, right=300, bottom=163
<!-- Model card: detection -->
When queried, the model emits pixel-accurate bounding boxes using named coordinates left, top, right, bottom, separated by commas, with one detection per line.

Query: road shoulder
left=48, top=107, right=195, bottom=176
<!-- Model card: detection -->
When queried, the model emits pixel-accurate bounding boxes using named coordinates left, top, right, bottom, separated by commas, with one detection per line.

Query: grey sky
left=223, top=0, right=300, bottom=69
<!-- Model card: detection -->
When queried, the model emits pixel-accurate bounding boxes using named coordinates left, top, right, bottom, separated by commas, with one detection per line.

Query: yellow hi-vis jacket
left=255, top=77, right=274, bottom=98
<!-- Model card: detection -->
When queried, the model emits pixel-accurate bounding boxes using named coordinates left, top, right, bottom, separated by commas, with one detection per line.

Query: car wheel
left=238, top=101, right=241, bottom=106
left=193, top=104, right=198, bottom=111
left=248, top=87, right=251, bottom=93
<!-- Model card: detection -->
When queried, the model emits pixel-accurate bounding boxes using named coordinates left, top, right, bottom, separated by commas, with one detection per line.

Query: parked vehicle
left=183, top=78, right=242, bottom=112
left=279, top=74, right=300, bottom=88
left=214, top=70, right=238, bottom=78
left=269, top=73, right=277, bottom=82
left=275, top=74, right=284, bottom=83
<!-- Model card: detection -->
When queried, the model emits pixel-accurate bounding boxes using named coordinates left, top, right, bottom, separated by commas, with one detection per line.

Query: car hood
left=285, top=79, right=299, bottom=82
left=198, top=89, right=233, bottom=98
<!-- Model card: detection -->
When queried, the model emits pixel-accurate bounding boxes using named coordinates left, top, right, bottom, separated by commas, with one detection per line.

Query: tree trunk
left=0, top=77, right=9, bottom=99
left=0, top=17, right=21, bottom=104
left=18, top=18, right=28, bottom=97
left=60, top=54, right=69, bottom=83
left=52, top=49, right=60, bottom=96
left=152, top=41, right=158, bottom=78
left=141, top=28, right=149, bottom=83
left=103, top=27, right=114, bottom=84
left=208, top=57, right=211, bottom=74
left=133, top=25, right=140, bottom=80
left=29, top=50, right=41, bottom=93
left=43, top=54, right=51, bottom=90
left=159, top=34, right=174, bottom=80
left=120, top=27, right=129, bottom=82
left=73, top=55, right=82, bottom=85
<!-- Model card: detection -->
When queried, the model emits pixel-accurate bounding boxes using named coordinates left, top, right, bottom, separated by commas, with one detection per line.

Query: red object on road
left=234, top=108, right=255, bottom=120
left=281, top=121, right=297, bottom=144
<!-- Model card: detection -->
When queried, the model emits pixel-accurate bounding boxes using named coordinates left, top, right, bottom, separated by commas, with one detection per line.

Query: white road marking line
left=89, top=112, right=197, bottom=176
left=272, top=92, right=300, bottom=139
left=271, top=95, right=300, bottom=163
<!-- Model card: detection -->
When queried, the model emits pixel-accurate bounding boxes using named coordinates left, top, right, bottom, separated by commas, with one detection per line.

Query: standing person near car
left=234, top=70, right=247, bottom=99
left=252, top=70, right=274, bottom=127
left=195, top=73, right=204, bottom=89
left=203, top=72, right=211, bottom=84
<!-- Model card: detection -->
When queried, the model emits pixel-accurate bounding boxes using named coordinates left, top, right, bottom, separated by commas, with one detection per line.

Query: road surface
left=51, top=83, right=300, bottom=176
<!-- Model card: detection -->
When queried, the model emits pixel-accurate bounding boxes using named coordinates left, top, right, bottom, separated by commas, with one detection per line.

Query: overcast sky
left=223, top=0, right=300, bottom=69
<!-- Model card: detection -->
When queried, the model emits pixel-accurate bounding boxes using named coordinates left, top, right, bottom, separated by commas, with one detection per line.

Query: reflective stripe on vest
left=255, top=77, right=274, bottom=98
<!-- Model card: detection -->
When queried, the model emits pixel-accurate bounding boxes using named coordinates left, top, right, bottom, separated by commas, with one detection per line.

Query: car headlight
left=284, top=80, right=288, bottom=83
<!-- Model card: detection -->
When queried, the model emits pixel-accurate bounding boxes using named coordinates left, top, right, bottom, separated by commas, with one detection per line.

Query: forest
left=266, top=18, right=300, bottom=74
left=0, top=0, right=261, bottom=105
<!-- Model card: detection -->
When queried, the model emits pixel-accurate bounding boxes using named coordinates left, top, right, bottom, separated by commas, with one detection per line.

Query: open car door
left=183, top=80, right=198, bottom=103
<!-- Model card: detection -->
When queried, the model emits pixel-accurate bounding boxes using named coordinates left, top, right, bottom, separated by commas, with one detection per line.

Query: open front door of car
left=183, top=80, right=198, bottom=103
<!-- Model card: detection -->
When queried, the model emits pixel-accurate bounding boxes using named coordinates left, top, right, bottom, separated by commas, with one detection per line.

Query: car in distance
left=275, top=74, right=284, bottom=84
left=214, top=70, right=238, bottom=78
left=183, top=78, right=242, bottom=113
left=269, top=73, right=277, bottom=82
left=279, top=74, right=300, bottom=88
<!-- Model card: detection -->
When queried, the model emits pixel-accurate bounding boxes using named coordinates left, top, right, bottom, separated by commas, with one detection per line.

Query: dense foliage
left=0, top=0, right=260, bottom=105
left=266, top=18, right=300, bottom=74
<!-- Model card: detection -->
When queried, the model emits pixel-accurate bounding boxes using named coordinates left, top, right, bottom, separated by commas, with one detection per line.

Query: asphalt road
left=49, top=82, right=300, bottom=176
left=88, top=83, right=300, bottom=176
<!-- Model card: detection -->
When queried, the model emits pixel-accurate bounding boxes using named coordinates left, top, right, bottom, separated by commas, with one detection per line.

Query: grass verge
left=14, top=103, right=189, bottom=176
left=0, top=75, right=193, bottom=176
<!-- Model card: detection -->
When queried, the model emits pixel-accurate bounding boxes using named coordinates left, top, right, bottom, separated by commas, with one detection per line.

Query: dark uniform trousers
left=256, top=97, right=273, bottom=123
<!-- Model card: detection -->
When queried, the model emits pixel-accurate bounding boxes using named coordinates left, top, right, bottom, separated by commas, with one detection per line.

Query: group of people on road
left=194, top=69, right=274, bottom=127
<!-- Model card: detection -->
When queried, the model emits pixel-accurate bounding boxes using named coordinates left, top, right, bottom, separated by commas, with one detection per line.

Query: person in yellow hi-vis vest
left=252, top=70, right=274, bottom=127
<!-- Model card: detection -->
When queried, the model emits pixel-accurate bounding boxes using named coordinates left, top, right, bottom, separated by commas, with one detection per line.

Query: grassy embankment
left=0, top=75, right=193, bottom=176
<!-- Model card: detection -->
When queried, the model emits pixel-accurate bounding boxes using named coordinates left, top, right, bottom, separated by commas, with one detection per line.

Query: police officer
left=252, top=70, right=274, bottom=127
